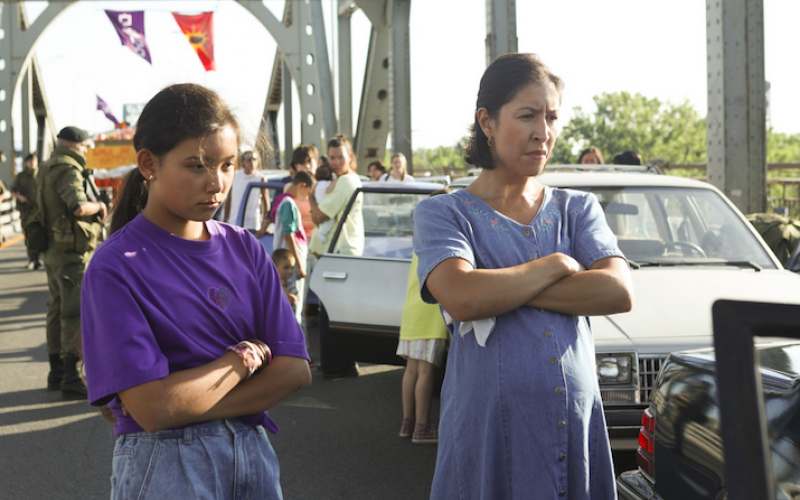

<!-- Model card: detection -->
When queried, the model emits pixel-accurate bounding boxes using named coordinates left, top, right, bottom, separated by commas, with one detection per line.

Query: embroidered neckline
left=459, top=188, right=552, bottom=230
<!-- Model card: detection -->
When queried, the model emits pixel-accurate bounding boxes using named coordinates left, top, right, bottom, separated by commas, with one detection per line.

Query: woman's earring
left=149, top=175, right=154, bottom=180
left=487, top=137, right=494, bottom=148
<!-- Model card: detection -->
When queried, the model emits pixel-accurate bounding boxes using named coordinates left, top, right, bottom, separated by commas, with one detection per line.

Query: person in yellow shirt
left=309, top=135, right=365, bottom=380
left=397, top=252, right=449, bottom=444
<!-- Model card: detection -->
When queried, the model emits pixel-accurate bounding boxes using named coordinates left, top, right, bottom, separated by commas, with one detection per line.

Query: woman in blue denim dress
left=414, top=53, right=633, bottom=499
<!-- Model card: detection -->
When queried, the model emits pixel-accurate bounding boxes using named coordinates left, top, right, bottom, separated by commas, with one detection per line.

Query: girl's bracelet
left=226, top=340, right=270, bottom=379
left=246, top=338, right=272, bottom=373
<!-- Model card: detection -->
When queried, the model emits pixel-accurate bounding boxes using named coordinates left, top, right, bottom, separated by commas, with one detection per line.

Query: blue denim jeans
left=110, top=419, right=282, bottom=500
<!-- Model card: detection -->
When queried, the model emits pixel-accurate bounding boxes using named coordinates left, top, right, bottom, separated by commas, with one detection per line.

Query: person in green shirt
left=39, top=126, right=107, bottom=398
left=11, top=153, right=41, bottom=268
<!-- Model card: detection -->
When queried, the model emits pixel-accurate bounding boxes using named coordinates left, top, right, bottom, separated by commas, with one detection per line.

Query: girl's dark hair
left=111, top=83, right=252, bottom=234
left=327, top=133, right=357, bottom=173
left=292, top=170, right=314, bottom=187
left=315, top=164, right=333, bottom=181
left=465, top=53, right=564, bottom=170
left=290, top=145, right=313, bottom=173
left=578, top=146, right=605, bottom=164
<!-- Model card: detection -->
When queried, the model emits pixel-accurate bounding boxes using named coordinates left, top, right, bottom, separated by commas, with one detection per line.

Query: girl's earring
left=487, top=137, right=494, bottom=148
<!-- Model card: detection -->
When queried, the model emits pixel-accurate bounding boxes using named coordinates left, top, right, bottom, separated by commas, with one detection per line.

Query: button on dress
left=414, top=187, right=623, bottom=500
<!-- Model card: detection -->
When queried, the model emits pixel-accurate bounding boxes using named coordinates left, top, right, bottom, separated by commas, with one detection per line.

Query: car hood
left=592, top=268, right=800, bottom=354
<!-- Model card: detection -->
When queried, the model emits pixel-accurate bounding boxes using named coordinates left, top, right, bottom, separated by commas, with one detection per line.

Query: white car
left=311, top=168, right=800, bottom=449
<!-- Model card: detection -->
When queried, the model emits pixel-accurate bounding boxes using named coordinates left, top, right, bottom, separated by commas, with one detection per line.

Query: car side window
left=360, top=191, right=430, bottom=259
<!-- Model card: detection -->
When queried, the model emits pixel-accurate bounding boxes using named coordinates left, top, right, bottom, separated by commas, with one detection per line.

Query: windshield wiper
left=719, top=261, right=763, bottom=271
left=628, top=259, right=763, bottom=271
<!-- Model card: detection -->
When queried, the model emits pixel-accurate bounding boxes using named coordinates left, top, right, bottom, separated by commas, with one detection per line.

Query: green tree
left=411, top=138, right=469, bottom=174
left=767, top=130, right=800, bottom=164
left=550, top=92, right=707, bottom=166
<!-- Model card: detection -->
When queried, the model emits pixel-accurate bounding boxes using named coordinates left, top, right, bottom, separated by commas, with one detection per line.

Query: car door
left=309, top=186, right=434, bottom=364
left=234, top=180, right=287, bottom=253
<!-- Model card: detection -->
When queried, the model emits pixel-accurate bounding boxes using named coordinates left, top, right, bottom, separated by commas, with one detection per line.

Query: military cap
left=57, top=126, right=91, bottom=143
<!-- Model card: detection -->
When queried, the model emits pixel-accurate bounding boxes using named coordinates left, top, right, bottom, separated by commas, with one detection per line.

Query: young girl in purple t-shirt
left=80, top=83, right=311, bottom=500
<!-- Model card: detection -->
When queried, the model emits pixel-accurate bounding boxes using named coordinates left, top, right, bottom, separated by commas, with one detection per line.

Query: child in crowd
left=397, top=251, right=449, bottom=444
left=273, top=171, right=314, bottom=328
left=314, top=163, right=337, bottom=243
left=397, top=189, right=451, bottom=444
left=80, top=83, right=311, bottom=499
left=272, top=248, right=299, bottom=309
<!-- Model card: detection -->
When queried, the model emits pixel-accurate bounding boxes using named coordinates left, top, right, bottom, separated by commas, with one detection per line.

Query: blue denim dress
left=414, top=187, right=623, bottom=500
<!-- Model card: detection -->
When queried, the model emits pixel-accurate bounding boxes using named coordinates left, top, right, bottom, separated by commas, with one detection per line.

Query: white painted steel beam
left=706, top=0, right=767, bottom=214
left=310, top=0, right=336, bottom=143
left=27, top=56, right=57, bottom=160
left=0, top=1, right=71, bottom=184
left=485, top=0, right=517, bottom=64
left=240, top=0, right=333, bottom=150
left=337, top=0, right=357, bottom=139
left=389, top=0, right=412, bottom=172
left=283, top=60, right=293, bottom=168
left=353, top=1, right=391, bottom=174
left=20, top=70, right=30, bottom=158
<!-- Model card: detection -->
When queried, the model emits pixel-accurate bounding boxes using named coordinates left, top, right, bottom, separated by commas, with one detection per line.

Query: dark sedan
left=617, top=342, right=800, bottom=499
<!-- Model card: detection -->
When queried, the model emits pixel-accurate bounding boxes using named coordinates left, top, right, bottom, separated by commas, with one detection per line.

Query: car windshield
left=580, top=186, right=777, bottom=268
left=359, top=190, right=432, bottom=259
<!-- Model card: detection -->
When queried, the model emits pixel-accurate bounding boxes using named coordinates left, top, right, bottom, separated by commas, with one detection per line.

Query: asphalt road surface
left=0, top=234, right=635, bottom=499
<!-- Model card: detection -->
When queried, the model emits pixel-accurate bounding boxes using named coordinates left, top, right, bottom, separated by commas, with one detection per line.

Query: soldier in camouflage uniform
left=39, top=127, right=106, bottom=398
left=11, top=153, right=42, bottom=268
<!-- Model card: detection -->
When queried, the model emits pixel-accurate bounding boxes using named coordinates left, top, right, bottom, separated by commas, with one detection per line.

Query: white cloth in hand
left=441, top=310, right=496, bottom=347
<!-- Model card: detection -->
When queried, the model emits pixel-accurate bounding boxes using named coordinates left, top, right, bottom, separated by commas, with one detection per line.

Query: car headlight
left=596, top=354, right=634, bottom=384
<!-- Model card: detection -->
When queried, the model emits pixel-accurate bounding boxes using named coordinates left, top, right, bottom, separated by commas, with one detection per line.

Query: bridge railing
left=0, top=198, right=21, bottom=243
left=661, top=163, right=800, bottom=217
left=417, top=163, right=800, bottom=218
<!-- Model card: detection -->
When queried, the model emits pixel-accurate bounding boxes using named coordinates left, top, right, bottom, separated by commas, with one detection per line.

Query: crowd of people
left=8, top=51, right=636, bottom=498
left=578, top=145, right=645, bottom=167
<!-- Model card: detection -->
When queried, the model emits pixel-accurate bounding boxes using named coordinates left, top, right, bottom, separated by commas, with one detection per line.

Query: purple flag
left=105, top=10, right=152, bottom=64
left=96, top=95, right=120, bottom=125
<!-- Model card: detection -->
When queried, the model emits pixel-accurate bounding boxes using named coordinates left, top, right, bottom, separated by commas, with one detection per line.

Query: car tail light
left=636, top=407, right=655, bottom=478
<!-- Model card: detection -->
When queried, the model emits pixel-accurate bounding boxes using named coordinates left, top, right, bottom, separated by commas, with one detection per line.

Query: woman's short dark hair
left=465, top=53, right=564, bottom=170
left=367, top=160, right=386, bottom=174
left=112, top=83, right=247, bottom=234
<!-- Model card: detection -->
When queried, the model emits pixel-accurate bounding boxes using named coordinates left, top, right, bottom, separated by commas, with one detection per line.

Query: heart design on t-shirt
left=208, top=287, right=231, bottom=310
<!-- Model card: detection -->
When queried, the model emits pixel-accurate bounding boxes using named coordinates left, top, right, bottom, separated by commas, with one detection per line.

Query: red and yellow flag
left=172, top=12, right=215, bottom=71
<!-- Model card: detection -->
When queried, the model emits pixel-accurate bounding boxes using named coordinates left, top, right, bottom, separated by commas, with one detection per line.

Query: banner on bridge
left=172, top=12, right=216, bottom=72
left=104, top=10, right=152, bottom=65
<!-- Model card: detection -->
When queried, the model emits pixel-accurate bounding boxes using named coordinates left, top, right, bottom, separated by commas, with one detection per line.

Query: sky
left=17, top=0, right=800, bottom=157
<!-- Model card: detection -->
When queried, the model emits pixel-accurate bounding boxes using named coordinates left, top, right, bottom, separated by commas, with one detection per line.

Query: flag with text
left=104, top=10, right=152, bottom=64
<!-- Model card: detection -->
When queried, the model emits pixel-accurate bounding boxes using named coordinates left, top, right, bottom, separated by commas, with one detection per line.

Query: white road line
left=0, top=411, right=100, bottom=436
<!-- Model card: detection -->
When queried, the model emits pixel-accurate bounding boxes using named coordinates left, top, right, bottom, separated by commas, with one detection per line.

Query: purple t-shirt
left=81, top=214, right=308, bottom=436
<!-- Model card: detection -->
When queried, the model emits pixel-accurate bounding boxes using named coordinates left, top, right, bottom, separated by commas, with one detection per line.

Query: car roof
left=360, top=181, right=447, bottom=193
left=451, top=170, right=717, bottom=191
left=540, top=172, right=717, bottom=189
